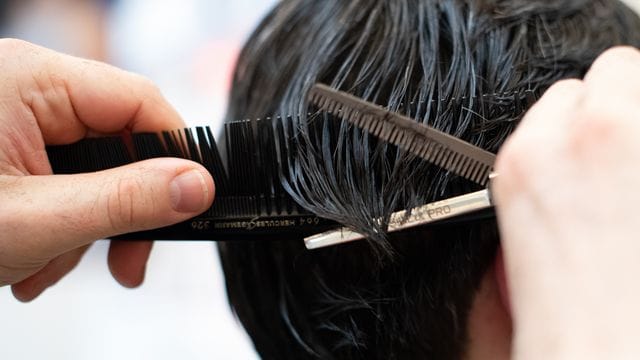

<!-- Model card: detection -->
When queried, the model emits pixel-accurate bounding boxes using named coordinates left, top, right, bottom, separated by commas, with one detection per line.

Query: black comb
left=46, top=122, right=339, bottom=241
left=308, top=84, right=497, bottom=187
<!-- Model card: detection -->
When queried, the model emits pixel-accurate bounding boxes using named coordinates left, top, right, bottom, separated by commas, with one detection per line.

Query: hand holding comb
left=47, top=124, right=340, bottom=241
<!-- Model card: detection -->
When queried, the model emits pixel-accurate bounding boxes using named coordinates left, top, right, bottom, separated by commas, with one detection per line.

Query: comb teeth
left=308, top=84, right=496, bottom=187
left=46, top=123, right=309, bottom=219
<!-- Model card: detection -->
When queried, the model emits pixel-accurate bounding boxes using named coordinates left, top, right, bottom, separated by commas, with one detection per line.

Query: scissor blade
left=304, top=189, right=493, bottom=249
left=308, top=84, right=497, bottom=187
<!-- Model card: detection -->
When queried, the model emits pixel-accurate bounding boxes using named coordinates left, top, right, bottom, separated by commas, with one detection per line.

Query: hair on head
left=218, top=1, right=640, bottom=359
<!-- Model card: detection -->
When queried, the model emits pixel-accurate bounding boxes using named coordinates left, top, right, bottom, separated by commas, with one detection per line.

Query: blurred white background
left=0, top=0, right=275, bottom=359
left=0, top=0, right=639, bottom=359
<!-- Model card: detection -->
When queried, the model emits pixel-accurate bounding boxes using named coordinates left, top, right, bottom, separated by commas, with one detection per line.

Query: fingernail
left=169, top=170, right=209, bottom=213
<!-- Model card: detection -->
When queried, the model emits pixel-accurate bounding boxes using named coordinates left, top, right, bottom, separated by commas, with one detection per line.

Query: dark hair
left=218, top=1, right=640, bottom=359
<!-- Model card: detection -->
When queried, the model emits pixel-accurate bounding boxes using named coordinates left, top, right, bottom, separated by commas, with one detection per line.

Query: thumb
left=1, top=158, right=214, bottom=258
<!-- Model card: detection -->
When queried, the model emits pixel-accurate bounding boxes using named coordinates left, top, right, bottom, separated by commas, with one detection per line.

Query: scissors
left=304, top=84, right=499, bottom=250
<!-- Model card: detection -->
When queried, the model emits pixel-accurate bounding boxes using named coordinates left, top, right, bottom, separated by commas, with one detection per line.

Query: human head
left=218, top=1, right=640, bottom=359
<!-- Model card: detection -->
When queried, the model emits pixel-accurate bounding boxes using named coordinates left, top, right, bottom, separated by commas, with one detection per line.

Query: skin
left=0, top=39, right=214, bottom=302
left=493, top=46, right=640, bottom=359
left=465, top=252, right=512, bottom=360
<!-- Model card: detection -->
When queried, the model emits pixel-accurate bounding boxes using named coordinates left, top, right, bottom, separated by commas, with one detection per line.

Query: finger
left=3, top=39, right=184, bottom=145
left=584, top=46, right=640, bottom=104
left=577, top=47, right=640, bottom=132
left=515, top=78, right=584, bottom=132
left=108, top=241, right=153, bottom=288
left=494, top=79, right=585, bottom=197
left=11, top=245, right=90, bottom=302
left=0, top=158, right=214, bottom=259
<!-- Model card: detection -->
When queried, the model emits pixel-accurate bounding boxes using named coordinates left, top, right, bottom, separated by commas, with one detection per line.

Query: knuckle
left=526, top=79, right=584, bottom=119
left=546, top=78, right=583, bottom=95
left=495, top=135, right=538, bottom=190
left=105, top=175, right=151, bottom=232
left=568, top=104, right=627, bottom=157
left=591, top=46, right=640, bottom=73
left=600, top=46, right=640, bottom=61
